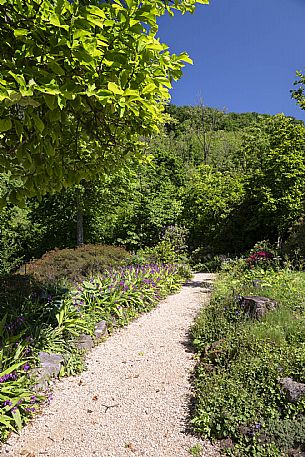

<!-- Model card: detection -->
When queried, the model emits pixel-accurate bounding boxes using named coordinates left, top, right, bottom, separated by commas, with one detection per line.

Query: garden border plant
left=0, top=244, right=191, bottom=443
left=191, top=254, right=305, bottom=456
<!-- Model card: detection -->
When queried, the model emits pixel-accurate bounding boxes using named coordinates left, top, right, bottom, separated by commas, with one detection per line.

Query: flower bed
left=0, top=262, right=190, bottom=442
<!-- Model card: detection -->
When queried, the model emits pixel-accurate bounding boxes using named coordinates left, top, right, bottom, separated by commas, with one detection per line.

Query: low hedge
left=18, top=244, right=132, bottom=284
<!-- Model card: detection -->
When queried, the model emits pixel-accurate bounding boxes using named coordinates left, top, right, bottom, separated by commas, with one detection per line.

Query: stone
left=219, top=438, right=234, bottom=449
left=38, top=351, right=63, bottom=379
left=30, top=367, right=46, bottom=390
left=279, top=377, right=305, bottom=403
left=94, top=320, right=107, bottom=341
left=39, top=351, right=64, bottom=366
left=202, top=339, right=226, bottom=363
left=288, top=449, right=305, bottom=457
left=239, top=296, right=277, bottom=319
left=30, top=352, right=64, bottom=391
left=75, top=334, right=94, bottom=351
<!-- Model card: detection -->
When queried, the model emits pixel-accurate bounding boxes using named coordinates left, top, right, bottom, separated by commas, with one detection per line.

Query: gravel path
left=2, top=273, right=220, bottom=457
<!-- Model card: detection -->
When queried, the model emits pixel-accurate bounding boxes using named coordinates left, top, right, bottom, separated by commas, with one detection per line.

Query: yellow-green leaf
left=142, top=83, right=156, bottom=95
left=108, top=82, right=123, bottom=95
left=86, top=5, right=106, bottom=18
left=14, top=29, right=28, bottom=37
left=0, top=119, right=12, bottom=132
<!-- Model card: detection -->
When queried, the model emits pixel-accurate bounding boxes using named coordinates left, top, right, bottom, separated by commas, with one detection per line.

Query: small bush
left=282, top=220, right=305, bottom=270
left=18, top=244, right=132, bottom=285
left=135, top=225, right=189, bottom=265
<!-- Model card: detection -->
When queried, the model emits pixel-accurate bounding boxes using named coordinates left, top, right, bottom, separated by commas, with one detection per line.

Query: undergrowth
left=191, top=260, right=305, bottom=456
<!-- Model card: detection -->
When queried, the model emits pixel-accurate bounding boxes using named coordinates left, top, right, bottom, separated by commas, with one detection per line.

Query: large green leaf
left=108, top=82, right=124, bottom=95
left=0, top=119, right=12, bottom=132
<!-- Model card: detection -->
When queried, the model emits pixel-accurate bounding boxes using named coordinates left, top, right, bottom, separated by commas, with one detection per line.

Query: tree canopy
left=0, top=0, right=208, bottom=204
left=292, top=69, right=305, bottom=112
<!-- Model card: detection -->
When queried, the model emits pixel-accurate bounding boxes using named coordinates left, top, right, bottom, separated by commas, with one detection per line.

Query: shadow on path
left=184, top=279, right=214, bottom=291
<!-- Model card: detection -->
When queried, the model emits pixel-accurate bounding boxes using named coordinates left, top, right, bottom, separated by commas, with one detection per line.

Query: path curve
left=2, top=273, right=219, bottom=457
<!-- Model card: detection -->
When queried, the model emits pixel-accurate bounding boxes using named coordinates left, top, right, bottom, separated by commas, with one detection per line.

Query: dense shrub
left=134, top=225, right=189, bottom=265
left=284, top=217, right=305, bottom=268
left=18, top=244, right=132, bottom=285
left=0, top=205, right=43, bottom=276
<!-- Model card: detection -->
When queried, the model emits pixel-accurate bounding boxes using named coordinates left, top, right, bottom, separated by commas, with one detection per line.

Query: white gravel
left=2, top=273, right=220, bottom=457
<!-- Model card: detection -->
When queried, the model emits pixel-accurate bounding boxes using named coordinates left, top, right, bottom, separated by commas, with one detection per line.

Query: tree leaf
left=48, top=61, right=65, bottom=76
left=44, top=94, right=56, bottom=110
left=32, top=114, right=45, bottom=133
left=85, top=5, right=106, bottom=18
left=142, top=83, right=156, bottom=95
left=178, top=52, right=193, bottom=65
left=108, top=82, right=123, bottom=95
left=14, top=29, right=28, bottom=37
left=0, top=119, right=12, bottom=132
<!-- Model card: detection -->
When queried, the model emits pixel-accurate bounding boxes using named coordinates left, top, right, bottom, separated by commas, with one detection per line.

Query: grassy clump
left=191, top=263, right=305, bottom=456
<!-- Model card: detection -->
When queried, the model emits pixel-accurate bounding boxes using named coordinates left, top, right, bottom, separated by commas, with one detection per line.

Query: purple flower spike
left=0, top=372, right=17, bottom=383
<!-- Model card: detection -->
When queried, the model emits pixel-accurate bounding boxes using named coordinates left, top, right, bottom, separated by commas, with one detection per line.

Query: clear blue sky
left=157, top=0, right=305, bottom=121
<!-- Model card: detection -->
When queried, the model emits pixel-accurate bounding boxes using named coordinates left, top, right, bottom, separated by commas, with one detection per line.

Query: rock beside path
left=240, top=295, right=277, bottom=319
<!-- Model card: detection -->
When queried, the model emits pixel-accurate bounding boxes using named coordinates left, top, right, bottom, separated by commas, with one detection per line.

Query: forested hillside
left=1, top=105, right=305, bottom=274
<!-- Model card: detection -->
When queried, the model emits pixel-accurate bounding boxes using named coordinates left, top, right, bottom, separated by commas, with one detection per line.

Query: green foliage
left=19, top=244, right=132, bottom=285
left=0, top=204, right=37, bottom=275
left=0, top=176, right=43, bottom=275
left=183, top=165, right=245, bottom=249
left=72, top=263, right=186, bottom=328
left=191, top=267, right=305, bottom=456
left=191, top=252, right=224, bottom=272
left=189, top=443, right=204, bottom=456
left=247, top=114, right=305, bottom=238
left=0, top=0, right=207, bottom=203
left=292, top=69, right=305, bottom=112
left=0, top=321, right=43, bottom=441
left=136, top=225, right=189, bottom=264
left=284, top=218, right=305, bottom=269
left=1, top=105, right=305, bottom=273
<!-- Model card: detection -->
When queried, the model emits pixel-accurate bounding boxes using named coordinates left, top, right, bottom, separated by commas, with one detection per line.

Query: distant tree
left=182, top=165, right=245, bottom=249
left=246, top=114, right=305, bottom=245
left=291, top=69, right=305, bottom=111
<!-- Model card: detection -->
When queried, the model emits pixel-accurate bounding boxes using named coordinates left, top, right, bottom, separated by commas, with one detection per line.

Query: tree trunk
left=76, top=199, right=84, bottom=246
left=277, top=234, right=283, bottom=253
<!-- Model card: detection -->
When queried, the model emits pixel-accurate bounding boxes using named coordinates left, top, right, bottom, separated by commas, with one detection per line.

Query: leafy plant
left=189, top=443, right=203, bottom=456
left=191, top=266, right=305, bottom=456
left=18, top=244, right=132, bottom=285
